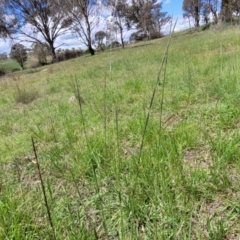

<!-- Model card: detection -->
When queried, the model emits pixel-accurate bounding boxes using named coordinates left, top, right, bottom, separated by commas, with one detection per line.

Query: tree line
left=183, top=0, right=240, bottom=27
left=0, top=0, right=171, bottom=63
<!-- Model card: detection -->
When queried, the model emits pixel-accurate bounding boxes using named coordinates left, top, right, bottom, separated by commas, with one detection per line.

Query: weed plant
left=0, top=26, right=240, bottom=239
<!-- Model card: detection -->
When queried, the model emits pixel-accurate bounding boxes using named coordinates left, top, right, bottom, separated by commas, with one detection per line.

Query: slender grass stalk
left=159, top=46, right=169, bottom=131
left=138, top=19, right=177, bottom=164
left=104, top=72, right=107, bottom=144
left=74, top=76, right=88, bottom=146
left=50, top=118, right=57, bottom=143
left=31, top=137, right=56, bottom=240
left=69, top=168, right=82, bottom=205
left=115, top=107, right=124, bottom=236
left=73, top=76, right=109, bottom=238
left=115, top=107, right=121, bottom=169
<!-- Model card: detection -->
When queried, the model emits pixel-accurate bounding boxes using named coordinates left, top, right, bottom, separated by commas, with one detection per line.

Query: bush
left=14, top=85, right=40, bottom=104
left=149, top=31, right=164, bottom=39
left=11, top=68, right=21, bottom=73
left=130, top=31, right=147, bottom=42
left=32, top=42, right=49, bottom=66
left=10, top=43, right=28, bottom=70
left=0, top=68, right=7, bottom=77
left=55, top=48, right=83, bottom=62
left=106, top=41, right=121, bottom=49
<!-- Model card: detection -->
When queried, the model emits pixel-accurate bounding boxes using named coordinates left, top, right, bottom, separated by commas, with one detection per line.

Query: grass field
left=0, top=26, right=240, bottom=239
left=0, top=58, right=21, bottom=72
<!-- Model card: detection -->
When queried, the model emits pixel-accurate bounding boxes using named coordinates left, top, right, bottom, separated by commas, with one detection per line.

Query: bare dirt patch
left=191, top=197, right=240, bottom=240
left=183, top=146, right=212, bottom=170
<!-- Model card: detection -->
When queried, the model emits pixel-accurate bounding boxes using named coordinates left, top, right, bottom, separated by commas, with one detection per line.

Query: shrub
left=0, top=68, right=7, bottom=77
left=32, top=42, right=50, bottom=66
left=10, top=43, right=28, bottom=70
left=11, top=68, right=21, bottom=73
left=130, top=31, right=147, bottom=42
left=55, top=48, right=83, bottom=62
left=14, top=85, right=40, bottom=104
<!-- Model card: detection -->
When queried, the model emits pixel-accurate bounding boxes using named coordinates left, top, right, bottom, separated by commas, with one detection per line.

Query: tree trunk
left=20, top=62, right=25, bottom=70
left=221, top=0, right=232, bottom=22
left=88, top=45, right=95, bottom=55
left=120, top=27, right=125, bottom=49
left=194, top=6, right=200, bottom=27
left=48, top=41, right=56, bottom=62
left=212, top=9, right=218, bottom=24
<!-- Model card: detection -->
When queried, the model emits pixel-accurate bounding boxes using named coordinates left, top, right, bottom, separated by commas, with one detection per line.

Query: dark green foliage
left=130, top=31, right=147, bottom=42
left=55, top=48, right=83, bottom=62
left=0, top=68, right=6, bottom=76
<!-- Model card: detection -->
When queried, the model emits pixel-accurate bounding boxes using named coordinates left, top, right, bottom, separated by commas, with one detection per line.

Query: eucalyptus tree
left=58, top=0, right=102, bottom=55
left=107, top=0, right=129, bottom=48
left=10, top=43, right=27, bottom=69
left=125, top=0, right=170, bottom=39
left=221, top=0, right=240, bottom=22
left=182, top=0, right=203, bottom=27
left=202, top=0, right=219, bottom=24
left=95, top=31, right=108, bottom=50
left=4, top=0, right=73, bottom=61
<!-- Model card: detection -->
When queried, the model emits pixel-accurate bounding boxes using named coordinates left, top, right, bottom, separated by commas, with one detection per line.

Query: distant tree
left=221, top=0, right=240, bottom=23
left=221, top=0, right=232, bottom=22
left=107, top=0, right=129, bottom=48
left=183, top=0, right=203, bottom=27
left=232, top=0, right=240, bottom=23
left=105, top=19, right=119, bottom=44
left=4, top=0, right=72, bottom=62
left=32, top=42, right=50, bottom=66
left=10, top=43, right=27, bottom=70
left=95, top=31, right=108, bottom=51
left=0, top=52, right=8, bottom=60
left=58, top=0, right=101, bottom=56
left=202, top=0, right=219, bottom=24
left=125, top=0, right=170, bottom=39
left=129, top=30, right=147, bottom=42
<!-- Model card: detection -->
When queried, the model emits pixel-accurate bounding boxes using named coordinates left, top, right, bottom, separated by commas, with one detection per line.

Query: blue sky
left=0, top=1, right=187, bottom=54
left=162, top=0, right=183, bottom=17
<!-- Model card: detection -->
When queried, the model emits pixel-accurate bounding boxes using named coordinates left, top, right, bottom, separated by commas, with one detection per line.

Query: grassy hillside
left=0, top=58, right=21, bottom=72
left=0, top=26, right=240, bottom=239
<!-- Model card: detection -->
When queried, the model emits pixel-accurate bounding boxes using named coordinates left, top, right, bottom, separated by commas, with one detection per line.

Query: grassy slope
left=0, top=26, right=240, bottom=239
left=0, top=58, right=21, bottom=72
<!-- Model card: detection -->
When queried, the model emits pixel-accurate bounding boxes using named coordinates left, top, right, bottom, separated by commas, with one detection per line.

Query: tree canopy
left=4, top=0, right=72, bottom=61
left=10, top=43, right=28, bottom=69
left=125, top=0, right=171, bottom=39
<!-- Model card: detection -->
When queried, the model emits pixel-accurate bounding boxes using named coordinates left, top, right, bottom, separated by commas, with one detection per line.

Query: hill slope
left=0, top=27, right=240, bottom=239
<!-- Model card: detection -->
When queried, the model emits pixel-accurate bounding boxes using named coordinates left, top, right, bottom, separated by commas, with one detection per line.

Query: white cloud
left=164, top=0, right=171, bottom=4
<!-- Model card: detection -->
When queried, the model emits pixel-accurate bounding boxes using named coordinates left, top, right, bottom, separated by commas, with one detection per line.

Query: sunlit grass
left=0, top=26, right=240, bottom=239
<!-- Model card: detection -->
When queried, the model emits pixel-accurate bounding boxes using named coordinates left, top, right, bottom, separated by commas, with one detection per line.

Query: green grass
left=0, top=26, right=240, bottom=239
left=0, top=58, right=21, bottom=72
